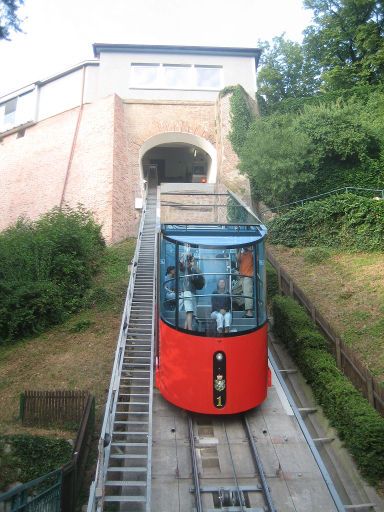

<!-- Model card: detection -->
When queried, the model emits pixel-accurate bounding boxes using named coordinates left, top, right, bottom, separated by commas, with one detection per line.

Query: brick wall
left=0, top=94, right=252, bottom=244
left=0, top=96, right=117, bottom=242
left=0, top=108, right=78, bottom=231
left=112, top=95, right=139, bottom=242
left=61, top=96, right=115, bottom=241
left=123, top=99, right=216, bottom=147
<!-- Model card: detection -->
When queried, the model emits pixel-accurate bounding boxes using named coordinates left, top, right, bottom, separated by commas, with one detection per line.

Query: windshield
left=160, top=237, right=266, bottom=336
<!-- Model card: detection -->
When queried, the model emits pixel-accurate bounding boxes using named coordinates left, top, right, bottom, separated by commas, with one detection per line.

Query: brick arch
left=135, top=121, right=216, bottom=147
left=138, top=131, right=217, bottom=184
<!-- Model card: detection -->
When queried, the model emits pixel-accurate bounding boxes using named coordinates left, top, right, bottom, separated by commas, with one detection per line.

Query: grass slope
left=269, top=245, right=384, bottom=381
left=0, top=239, right=136, bottom=436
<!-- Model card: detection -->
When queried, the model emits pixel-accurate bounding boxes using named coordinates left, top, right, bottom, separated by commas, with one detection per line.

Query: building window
left=130, top=62, right=223, bottom=90
left=163, top=65, right=191, bottom=88
left=195, top=66, right=222, bottom=89
left=0, top=90, right=35, bottom=134
left=131, top=64, right=159, bottom=87
left=4, top=97, right=17, bottom=126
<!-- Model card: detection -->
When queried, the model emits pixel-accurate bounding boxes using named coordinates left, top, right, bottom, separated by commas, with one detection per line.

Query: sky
left=0, top=0, right=313, bottom=97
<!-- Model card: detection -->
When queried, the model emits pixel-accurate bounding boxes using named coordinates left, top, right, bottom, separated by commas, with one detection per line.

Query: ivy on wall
left=220, top=85, right=254, bottom=157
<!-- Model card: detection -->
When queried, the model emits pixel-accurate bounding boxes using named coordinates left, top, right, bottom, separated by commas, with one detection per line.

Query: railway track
left=188, top=412, right=276, bottom=512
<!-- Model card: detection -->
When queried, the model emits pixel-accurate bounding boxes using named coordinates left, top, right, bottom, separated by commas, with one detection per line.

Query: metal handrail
left=260, top=186, right=384, bottom=214
left=87, top=184, right=149, bottom=512
left=0, top=469, right=61, bottom=501
left=145, top=187, right=159, bottom=512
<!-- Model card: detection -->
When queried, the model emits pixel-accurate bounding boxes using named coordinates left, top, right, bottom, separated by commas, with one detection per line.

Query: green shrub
left=302, top=246, right=332, bottom=263
left=0, top=206, right=105, bottom=342
left=0, top=281, right=64, bottom=340
left=268, top=193, right=384, bottom=251
left=0, top=435, right=72, bottom=491
left=266, top=262, right=279, bottom=302
left=237, top=91, right=384, bottom=207
left=69, top=319, right=93, bottom=333
left=272, top=294, right=312, bottom=341
left=272, top=295, right=384, bottom=484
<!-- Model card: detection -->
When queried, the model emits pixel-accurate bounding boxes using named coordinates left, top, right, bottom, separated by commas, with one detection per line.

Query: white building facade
left=0, top=44, right=260, bottom=242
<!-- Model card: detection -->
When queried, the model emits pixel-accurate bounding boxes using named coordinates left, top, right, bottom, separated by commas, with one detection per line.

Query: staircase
left=90, top=185, right=157, bottom=512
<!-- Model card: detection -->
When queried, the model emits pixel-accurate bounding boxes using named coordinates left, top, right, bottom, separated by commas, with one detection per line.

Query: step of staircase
left=100, top=184, right=157, bottom=511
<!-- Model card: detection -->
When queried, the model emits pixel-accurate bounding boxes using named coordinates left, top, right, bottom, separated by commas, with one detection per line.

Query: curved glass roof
left=161, top=223, right=267, bottom=247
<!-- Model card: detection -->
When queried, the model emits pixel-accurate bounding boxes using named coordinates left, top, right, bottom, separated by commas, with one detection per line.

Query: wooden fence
left=20, top=389, right=90, bottom=427
left=267, top=248, right=384, bottom=417
left=18, top=390, right=95, bottom=512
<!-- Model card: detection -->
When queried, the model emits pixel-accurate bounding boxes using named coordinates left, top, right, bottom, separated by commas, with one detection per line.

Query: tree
left=0, top=0, right=24, bottom=40
left=297, top=99, right=383, bottom=191
left=257, top=35, right=321, bottom=106
left=239, top=114, right=315, bottom=205
left=303, top=0, right=384, bottom=89
left=237, top=94, right=384, bottom=207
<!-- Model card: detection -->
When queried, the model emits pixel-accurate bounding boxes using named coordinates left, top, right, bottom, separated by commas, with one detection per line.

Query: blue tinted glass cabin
left=160, top=238, right=177, bottom=326
left=256, top=243, right=267, bottom=324
left=160, top=232, right=267, bottom=336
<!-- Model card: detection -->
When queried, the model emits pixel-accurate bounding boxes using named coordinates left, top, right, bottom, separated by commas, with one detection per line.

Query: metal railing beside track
left=87, top=184, right=152, bottom=512
left=0, top=469, right=62, bottom=512
left=260, top=186, right=384, bottom=216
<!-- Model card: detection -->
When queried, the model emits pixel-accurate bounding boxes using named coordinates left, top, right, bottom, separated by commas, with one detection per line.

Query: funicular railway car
left=155, top=222, right=270, bottom=414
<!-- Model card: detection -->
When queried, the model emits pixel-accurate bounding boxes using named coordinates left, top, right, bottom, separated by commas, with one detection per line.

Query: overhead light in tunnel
left=193, top=148, right=197, bottom=157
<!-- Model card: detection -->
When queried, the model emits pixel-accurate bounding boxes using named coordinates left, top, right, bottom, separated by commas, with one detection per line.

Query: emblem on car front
left=214, top=374, right=226, bottom=392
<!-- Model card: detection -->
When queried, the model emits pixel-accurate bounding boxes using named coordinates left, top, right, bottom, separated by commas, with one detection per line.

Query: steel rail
left=161, top=202, right=250, bottom=207
left=222, top=420, right=246, bottom=512
left=188, top=415, right=203, bottom=512
left=188, top=412, right=277, bottom=512
left=226, top=187, right=263, bottom=224
left=242, top=414, right=276, bottom=512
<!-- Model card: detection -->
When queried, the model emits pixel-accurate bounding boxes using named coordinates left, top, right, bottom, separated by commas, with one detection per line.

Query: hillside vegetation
left=0, top=206, right=105, bottom=342
left=0, top=236, right=135, bottom=492
left=268, top=194, right=384, bottom=251
left=0, top=238, right=135, bottom=433
left=232, top=88, right=384, bottom=207
left=269, top=244, right=384, bottom=381
left=272, top=293, right=384, bottom=485
left=225, top=5, right=384, bottom=484
left=227, top=2, right=384, bottom=206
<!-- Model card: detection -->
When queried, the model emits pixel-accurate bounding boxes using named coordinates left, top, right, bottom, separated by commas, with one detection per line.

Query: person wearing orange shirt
left=236, top=246, right=254, bottom=318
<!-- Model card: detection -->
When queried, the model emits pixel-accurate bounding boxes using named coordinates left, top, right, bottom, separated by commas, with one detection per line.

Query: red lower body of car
left=156, top=320, right=270, bottom=414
